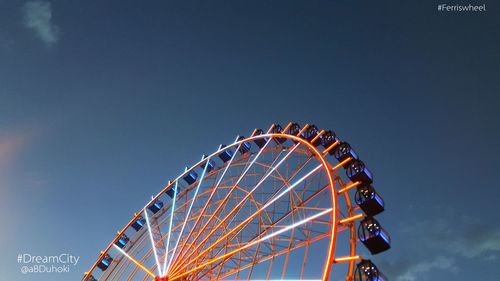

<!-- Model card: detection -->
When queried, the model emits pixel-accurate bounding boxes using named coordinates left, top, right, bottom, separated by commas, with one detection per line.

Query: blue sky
left=1, top=0, right=499, bottom=280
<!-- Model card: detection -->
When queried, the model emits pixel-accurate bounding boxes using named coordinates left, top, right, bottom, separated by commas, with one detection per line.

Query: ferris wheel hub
left=154, top=276, right=168, bottom=281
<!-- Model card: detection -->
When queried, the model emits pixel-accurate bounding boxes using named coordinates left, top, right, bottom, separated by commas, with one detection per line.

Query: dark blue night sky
left=1, top=0, right=499, bottom=280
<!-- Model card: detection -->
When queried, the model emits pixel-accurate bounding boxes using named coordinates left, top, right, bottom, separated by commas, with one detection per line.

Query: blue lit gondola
left=237, top=136, right=251, bottom=154
left=358, top=217, right=391, bottom=255
left=287, top=123, right=301, bottom=143
left=333, top=142, right=359, bottom=166
left=183, top=170, right=198, bottom=185
left=166, top=185, right=179, bottom=199
left=114, top=233, right=130, bottom=249
left=201, top=156, right=215, bottom=172
left=346, top=160, right=373, bottom=184
left=131, top=216, right=145, bottom=231
left=97, top=254, right=113, bottom=271
left=271, top=124, right=286, bottom=144
left=252, top=129, right=268, bottom=148
left=355, top=185, right=385, bottom=217
left=322, top=130, right=338, bottom=154
left=218, top=145, right=234, bottom=162
left=354, top=259, right=387, bottom=281
left=147, top=200, right=163, bottom=214
left=300, top=125, right=320, bottom=146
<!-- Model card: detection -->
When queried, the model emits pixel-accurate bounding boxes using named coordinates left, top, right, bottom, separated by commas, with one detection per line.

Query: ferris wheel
left=83, top=122, right=391, bottom=281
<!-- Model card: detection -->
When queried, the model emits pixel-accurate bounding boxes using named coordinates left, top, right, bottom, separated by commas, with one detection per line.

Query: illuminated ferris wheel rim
left=87, top=131, right=338, bottom=278
left=84, top=123, right=390, bottom=281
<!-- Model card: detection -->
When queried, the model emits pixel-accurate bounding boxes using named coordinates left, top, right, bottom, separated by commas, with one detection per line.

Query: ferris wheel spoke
left=212, top=149, right=292, bottom=242
left=212, top=232, right=329, bottom=281
left=201, top=234, right=262, bottom=280
left=166, top=140, right=246, bottom=272
left=160, top=180, right=179, bottom=275
left=201, top=179, right=302, bottom=264
left=224, top=162, right=323, bottom=243
left=164, top=156, right=212, bottom=276
left=170, top=208, right=333, bottom=281
left=143, top=208, right=163, bottom=276
left=171, top=157, right=302, bottom=277
left=246, top=224, right=263, bottom=279
left=189, top=229, right=309, bottom=280
left=168, top=139, right=275, bottom=275
left=157, top=189, right=220, bottom=270
left=170, top=143, right=301, bottom=276
left=114, top=232, right=153, bottom=280
left=192, top=218, right=235, bottom=281
left=172, top=162, right=322, bottom=276
left=112, top=244, right=156, bottom=278
left=199, top=180, right=331, bottom=276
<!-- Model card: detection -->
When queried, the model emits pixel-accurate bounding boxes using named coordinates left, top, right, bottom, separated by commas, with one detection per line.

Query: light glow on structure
left=112, top=244, right=155, bottom=278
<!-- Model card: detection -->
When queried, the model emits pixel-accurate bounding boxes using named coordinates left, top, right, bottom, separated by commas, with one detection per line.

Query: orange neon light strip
left=338, top=181, right=361, bottom=194
left=332, top=157, right=352, bottom=171
left=339, top=213, right=364, bottom=224
left=297, top=124, right=310, bottom=136
left=310, top=130, right=325, bottom=144
left=322, top=140, right=339, bottom=155
left=282, top=122, right=293, bottom=133
left=334, top=255, right=361, bottom=263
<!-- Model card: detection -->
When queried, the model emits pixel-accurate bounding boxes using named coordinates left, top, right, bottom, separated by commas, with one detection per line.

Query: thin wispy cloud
left=379, top=211, right=500, bottom=280
left=23, top=1, right=59, bottom=46
left=381, top=256, right=458, bottom=281
left=407, top=216, right=500, bottom=259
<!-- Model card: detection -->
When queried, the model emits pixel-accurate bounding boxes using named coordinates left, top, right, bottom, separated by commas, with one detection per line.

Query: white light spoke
left=176, top=208, right=332, bottom=279
left=162, top=180, right=179, bottom=274
left=176, top=143, right=301, bottom=273
left=165, top=156, right=211, bottom=275
left=112, top=244, right=155, bottom=278
left=144, top=209, right=162, bottom=276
